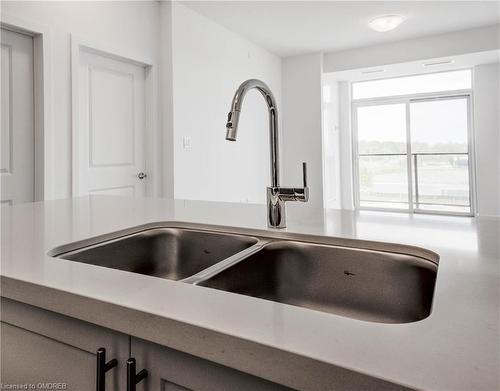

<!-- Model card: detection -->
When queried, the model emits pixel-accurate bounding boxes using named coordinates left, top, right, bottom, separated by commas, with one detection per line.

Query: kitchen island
left=1, top=196, right=499, bottom=390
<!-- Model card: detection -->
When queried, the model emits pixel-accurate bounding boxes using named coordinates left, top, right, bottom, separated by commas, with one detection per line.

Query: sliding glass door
left=353, top=95, right=473, bottom=215
left=356, top=103, right=409, bottom=209
left=410, top=97, right=472, bottom=213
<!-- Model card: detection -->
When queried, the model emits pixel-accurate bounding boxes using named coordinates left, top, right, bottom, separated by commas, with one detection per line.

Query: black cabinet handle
left=96, top=348, right=118, bottom=391
left=127, top=357, right=148, bottom=391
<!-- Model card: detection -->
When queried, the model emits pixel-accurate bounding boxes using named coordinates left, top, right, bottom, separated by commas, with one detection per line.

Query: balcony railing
left=358, top=152, right=471, bottom=213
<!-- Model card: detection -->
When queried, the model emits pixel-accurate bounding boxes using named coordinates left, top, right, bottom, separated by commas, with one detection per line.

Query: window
left=352, top=70, right=474, bottom=215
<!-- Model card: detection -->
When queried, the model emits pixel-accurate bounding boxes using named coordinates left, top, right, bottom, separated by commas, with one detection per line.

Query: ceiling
left=183, top=1, right=500, bottom=57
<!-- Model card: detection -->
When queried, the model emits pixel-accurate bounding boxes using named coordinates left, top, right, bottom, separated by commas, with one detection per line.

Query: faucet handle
left=302, top=162, right=308, bottom=188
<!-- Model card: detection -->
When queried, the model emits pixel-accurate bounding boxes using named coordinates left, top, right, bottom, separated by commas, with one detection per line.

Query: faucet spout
left=225, top=79, right=308, bottom=228
left=225, top=110, right=240, bottom=141
left=225, top=79, right=279, bottom=187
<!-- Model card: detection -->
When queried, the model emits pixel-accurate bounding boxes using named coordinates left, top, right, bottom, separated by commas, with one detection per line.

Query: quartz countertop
left=1, top=196, right=499, bottom=390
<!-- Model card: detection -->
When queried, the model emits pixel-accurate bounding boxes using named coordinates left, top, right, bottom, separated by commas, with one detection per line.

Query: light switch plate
left=182, top=136, right=192, bottom=149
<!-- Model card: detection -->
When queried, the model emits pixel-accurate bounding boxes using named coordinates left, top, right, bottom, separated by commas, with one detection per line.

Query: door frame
left=1, top=14, right=54, bottom=201
left=70, top=34, right=159, bottom=197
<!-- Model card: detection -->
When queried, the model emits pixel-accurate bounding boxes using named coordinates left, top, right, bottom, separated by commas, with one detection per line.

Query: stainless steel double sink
left=49, top=223, right=439, bottom=324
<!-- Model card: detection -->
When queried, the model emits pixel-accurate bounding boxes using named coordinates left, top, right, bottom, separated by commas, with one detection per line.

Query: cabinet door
left=1, top=298, right=128, bottom=390
left=131, top=337, right=291, bottom=391
left=1, top=322, right=95, bottom=390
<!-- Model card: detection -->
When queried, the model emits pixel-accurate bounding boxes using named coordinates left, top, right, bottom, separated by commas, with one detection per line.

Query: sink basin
left=51, top=223, right=438, bottom=323
left=198, top=241, right=438, bottom=323
left=55, top=227, right=258, bottom=281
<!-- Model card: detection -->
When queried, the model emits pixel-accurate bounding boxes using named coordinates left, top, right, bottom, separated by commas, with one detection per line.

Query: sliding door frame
left=351, top=88, right=475, bottom=217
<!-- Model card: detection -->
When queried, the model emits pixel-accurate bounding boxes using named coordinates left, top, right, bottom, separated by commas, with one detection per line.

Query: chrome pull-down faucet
left=225, top=79, right=309, bottom=228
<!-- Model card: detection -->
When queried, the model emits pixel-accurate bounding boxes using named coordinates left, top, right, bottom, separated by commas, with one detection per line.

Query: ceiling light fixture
left=369, top=15, right=405, bottom=32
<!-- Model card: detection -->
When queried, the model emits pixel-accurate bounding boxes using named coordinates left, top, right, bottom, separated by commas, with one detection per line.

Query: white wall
left=338, top=81, right=355, bottom=210
left=1, top=1, right=161, bottom=200
left=159, top=2, right=174, bottom=198
left=321, top=79, right=354, bottom=211
left=3, top=2, right=497, bottom=215
left=473, top=62, right=500, bottom=217
left=171, top=2, right=281, bottom=204
left=324, top=24, right=500, bottom=73
left=281, top=53, right=324, bottom=209
left=321, top=81, right=341, bottom=209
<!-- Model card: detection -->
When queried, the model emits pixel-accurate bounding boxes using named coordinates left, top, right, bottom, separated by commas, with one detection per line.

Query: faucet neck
left=228, top=79, right=280, bottom=187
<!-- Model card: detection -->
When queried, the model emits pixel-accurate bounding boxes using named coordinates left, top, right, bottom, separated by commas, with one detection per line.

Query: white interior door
left=1, top=28, right=34, bottom=206
left=76, top=48, right=147, bottom=197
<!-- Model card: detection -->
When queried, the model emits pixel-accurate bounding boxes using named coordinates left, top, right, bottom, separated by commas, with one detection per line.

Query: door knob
left=137, top=172, right=147, bottom=180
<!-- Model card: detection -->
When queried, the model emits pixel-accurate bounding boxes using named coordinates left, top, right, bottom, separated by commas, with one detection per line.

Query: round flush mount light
left=369, top=15, right=405, bottom=32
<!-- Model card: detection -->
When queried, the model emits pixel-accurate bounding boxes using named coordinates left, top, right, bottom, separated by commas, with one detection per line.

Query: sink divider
left=180, top=239, right=271, bottom=285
